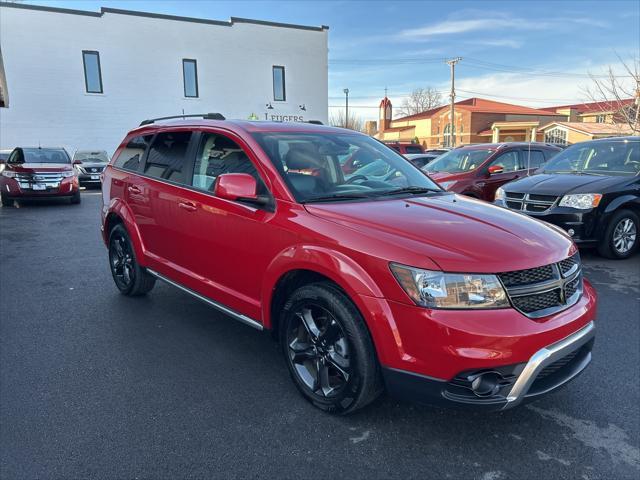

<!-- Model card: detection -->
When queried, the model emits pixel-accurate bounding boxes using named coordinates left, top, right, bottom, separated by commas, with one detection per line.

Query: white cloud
left=471, top=39, right=523, bottom=49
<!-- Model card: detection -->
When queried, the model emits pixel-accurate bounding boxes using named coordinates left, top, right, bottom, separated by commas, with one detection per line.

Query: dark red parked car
left=384, top=141, right=425, bottom=155
left=101, top=114, right=595, bottom=414
left=423, top=143, right=562, bottom=202
left=0, top=147, right=81, bottom=206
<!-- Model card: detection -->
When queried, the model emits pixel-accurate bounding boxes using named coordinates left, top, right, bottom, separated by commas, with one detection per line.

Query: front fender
left=603, top=194, right=640, bottom=214
left=104, top=198, right=146, bottom=263
left=261, top=245, right=384, bottom=329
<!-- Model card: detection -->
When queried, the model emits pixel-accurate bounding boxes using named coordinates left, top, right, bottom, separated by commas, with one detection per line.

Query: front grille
left=499, top=255, right=583, bottom=319
left=16, top=172, right=64, bottom=189
left=499, top=264, right=555, bottom=287
left=81, top=166, right=104, bottom=174
left=559, top=253, right=580, bottom=276
left=504, top=192, right=559, bottom=213
left=512, top=289, right=562, bottom=314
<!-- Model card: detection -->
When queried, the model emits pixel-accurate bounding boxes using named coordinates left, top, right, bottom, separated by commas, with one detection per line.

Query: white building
left=0, top=2, right=329, bottom=154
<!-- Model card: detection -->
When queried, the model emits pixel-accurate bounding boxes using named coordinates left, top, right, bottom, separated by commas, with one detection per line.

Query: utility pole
left=446, top=57, right=462, bottom=147
left=343, top=88, right=350, bottom=129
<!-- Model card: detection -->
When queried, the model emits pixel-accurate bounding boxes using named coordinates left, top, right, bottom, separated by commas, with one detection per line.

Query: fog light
left=469, top=372, right=502, bottom=397
left=567, top=228, right=575, bottom=236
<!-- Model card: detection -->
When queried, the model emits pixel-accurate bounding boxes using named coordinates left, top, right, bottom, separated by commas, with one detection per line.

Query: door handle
left=127, top=185, right=142, bottom=194
left=178, top=201, right=197, bottom=212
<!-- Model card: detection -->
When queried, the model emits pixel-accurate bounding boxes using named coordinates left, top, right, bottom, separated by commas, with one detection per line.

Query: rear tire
left=108, top=224, right=156, bottom=296
left=280, top=282, right=383, bottom=414
left=70, top=190, right=81, bottom=204
left=1, top=192, right=13, bottom=207
left=597, top=209, right=639, bottom=259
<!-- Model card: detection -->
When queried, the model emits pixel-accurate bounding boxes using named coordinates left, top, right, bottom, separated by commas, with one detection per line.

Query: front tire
left=70, top=190, right=81, bottom=204
left=597, top=209, right=638, bottom=259
left=280, top=282, right=383, bottom=414
left=1, top=192, right=13, bottom=207
left=108, top=224, right=156, bottom=295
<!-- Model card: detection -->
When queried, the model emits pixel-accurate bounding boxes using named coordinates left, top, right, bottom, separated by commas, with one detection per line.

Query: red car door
left=480, top=150, right=523, bottom=201
left=127, top=129, right=196, bottom=271
left=171, top=129, right=289, bottom=321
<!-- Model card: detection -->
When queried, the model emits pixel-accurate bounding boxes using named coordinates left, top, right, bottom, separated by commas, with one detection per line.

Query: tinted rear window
left=144, top=131, right=193, bottom=183
left=113, top=135, right=152, bottom=172
left=404, top=146, right=423, bottom=154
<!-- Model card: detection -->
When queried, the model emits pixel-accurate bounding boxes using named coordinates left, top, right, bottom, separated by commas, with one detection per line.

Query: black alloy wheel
left=108, top=224, right=156, bottom=296
left=287, top=304, right=352, bottom=398
left=280, top=283, right=383, bottom=414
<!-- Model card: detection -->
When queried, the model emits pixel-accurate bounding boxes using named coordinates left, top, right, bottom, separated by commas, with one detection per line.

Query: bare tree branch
left=329, top=109, right=365, bottom=132
left=582, top=56, right=640, bottom=134
left=397, top=87, right=443, bottom=117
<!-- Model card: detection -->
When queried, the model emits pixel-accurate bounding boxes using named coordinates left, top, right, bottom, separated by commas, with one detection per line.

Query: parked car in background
left=101, top=114, right=595, bottom=414
left=495, top=137, right=640, bottom=259
left=73, top=150, right=109, bottom=187
left=0, top=149, right=12, bottom=173
left=425, top=148, right=451, bottom=156
left=404, top=152, right=440, bottom=169
left=384, top=141, right=424, bottom=155
left=0, top=147, right=80, bottom=206
left=423, top=143, right=562, bottom=201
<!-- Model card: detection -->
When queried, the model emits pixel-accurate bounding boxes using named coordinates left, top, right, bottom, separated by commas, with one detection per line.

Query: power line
left=329, top=57, right=634, bottom=79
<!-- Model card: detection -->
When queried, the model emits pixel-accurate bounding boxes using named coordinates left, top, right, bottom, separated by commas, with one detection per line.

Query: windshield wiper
left=374, top=186, right=441, bottom=197
left=302, top=192, right=372, bottom=203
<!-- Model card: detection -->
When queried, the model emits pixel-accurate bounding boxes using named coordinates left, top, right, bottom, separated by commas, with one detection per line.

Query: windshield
left=21, top=148, right=70, bottom=164
left=424, top=148, right=494, bottom=173
left=73, top=151, right=109, bottom=163
left=252, top=132, right=441, bottom=203
left=542, top=140, right=639, bottom=175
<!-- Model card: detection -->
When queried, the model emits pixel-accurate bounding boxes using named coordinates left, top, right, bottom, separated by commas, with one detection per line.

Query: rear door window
left=144, top=131, right=193, bottom=183
left=191, top=133, right=262, bottom=192
left=113, top=135, right=152, bottom=172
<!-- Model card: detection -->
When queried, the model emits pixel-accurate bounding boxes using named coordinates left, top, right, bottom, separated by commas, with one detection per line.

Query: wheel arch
left=262, top=245, right=384, bottom=335
left=103, top=199, right=146, bottom=262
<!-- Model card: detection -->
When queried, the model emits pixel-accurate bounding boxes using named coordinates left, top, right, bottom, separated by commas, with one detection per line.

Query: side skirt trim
left=147, top=268, right=264, bottom=331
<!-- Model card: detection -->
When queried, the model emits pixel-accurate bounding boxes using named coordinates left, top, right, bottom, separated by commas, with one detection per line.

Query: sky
left=17, top=0, right=640, bottom=121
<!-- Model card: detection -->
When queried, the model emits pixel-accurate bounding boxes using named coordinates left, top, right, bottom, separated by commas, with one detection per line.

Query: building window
left=182, top=59, right=199, bottom=98
left=273, top=66, right=286, bottom=101
left=595, top=114, right=606, bottom=123
left=443, top=123, right=456, bottom=147
left=82, top=51, right=103, bottom=93
left=544, top=127, right=568, bottom=145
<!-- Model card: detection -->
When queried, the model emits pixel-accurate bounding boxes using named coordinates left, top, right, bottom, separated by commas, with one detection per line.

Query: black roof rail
left=306, top=120, right=323, bottom=125
left=139, top=113, right=225, bottom=126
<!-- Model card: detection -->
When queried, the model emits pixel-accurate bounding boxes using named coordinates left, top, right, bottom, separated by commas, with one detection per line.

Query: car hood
left=503, top=173, right=631, bottom=195
left=9, top=163, right=73, bottom=173
left=305, top=193, right=574, bottom=273
left=427, top=171, right=472, bottom=184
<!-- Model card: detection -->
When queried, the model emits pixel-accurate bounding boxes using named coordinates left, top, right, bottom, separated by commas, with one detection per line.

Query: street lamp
left=343, top=88, right=349, bottom=129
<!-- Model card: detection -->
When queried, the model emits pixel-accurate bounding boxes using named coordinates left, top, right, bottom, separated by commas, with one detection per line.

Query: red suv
left=423, top=143, right=562, bottom=201
left=101, top=114, right=596, bottom=414
left=1, top=147, right=81, bottom=206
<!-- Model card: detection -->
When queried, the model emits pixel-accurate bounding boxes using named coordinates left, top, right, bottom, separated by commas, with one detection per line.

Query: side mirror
left=488, top=165, right=504, bottom=175
left=214, top=173, right=269, bottom=207
left=73, top=160, right=82, bottom=165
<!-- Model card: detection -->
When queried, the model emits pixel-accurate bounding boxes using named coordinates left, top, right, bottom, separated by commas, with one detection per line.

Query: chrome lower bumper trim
left=147, top=268, right=263, bottom=331
left=503, top=320, right=595, bottom=408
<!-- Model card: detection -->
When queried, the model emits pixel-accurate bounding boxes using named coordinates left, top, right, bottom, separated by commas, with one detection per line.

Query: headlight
left=559, top=193, right=602, bottom=210
left=439, top=180, right=456, bottom=190
left=390, top=263, right=509, bottom=309
left=495, top=187, right=505, bottom=201
left=60, top=171, right=75, bottom=178
left=1, top=170, right=16, bottom=178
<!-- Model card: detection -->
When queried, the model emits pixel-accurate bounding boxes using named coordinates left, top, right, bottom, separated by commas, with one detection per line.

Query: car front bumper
left=358, top=277, right=597, bottom=411
left=382, top=321, right=594, bottom=410
left=1, top=176, right=79, bottom=198
left=494, top=200, right=601, bottom=245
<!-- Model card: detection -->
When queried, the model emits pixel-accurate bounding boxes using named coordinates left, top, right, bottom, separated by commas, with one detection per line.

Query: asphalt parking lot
left=1, top=191, right=639, bottom=480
